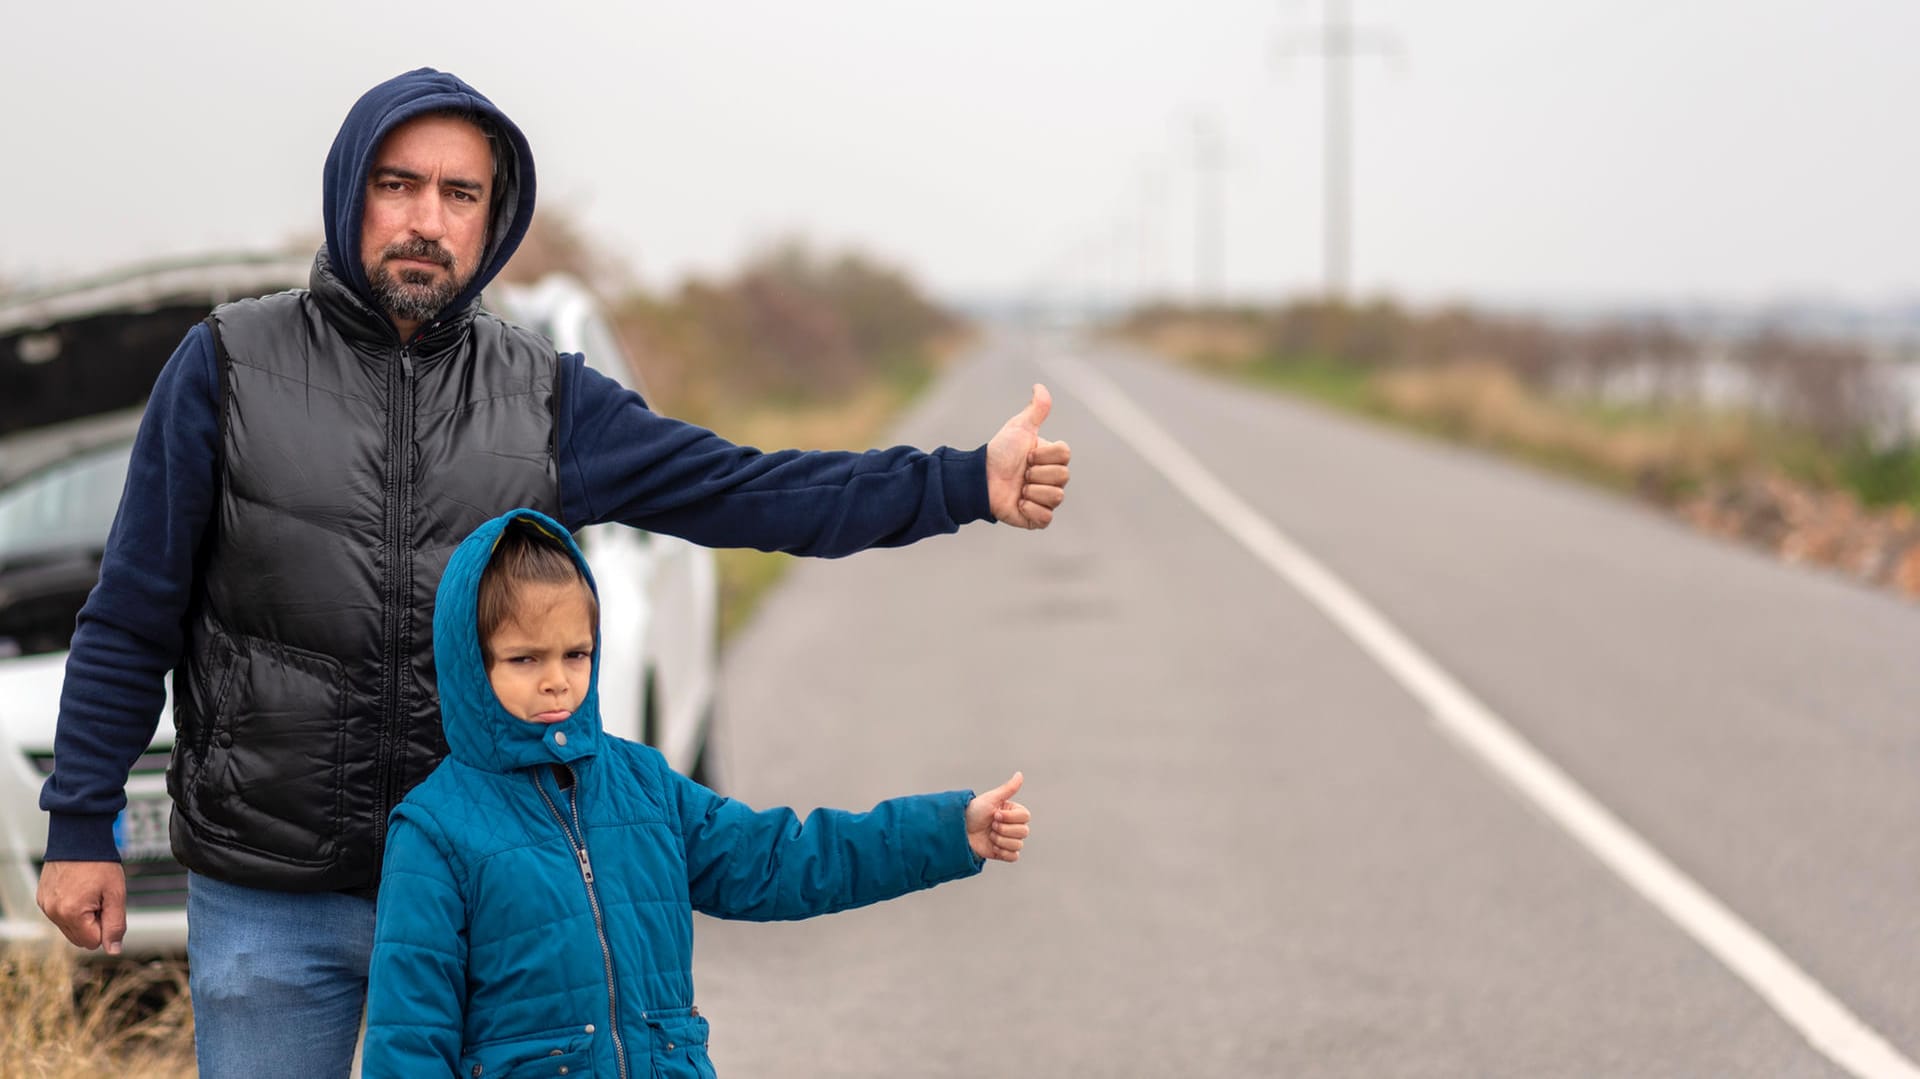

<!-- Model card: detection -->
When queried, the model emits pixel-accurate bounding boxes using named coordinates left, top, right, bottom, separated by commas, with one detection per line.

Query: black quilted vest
left=168, top=253, right=559, bottom=892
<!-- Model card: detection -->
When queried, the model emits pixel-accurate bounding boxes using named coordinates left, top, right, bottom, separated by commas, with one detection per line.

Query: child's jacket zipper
left=534, top=764, right=630, bottom=1079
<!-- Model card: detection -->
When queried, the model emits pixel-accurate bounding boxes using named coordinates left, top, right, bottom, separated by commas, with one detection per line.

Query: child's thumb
left=985, top=771, right=1024, bottom=804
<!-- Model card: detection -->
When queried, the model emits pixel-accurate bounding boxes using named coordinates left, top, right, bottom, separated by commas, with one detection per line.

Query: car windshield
left=0, top=441, right=131, bottom=565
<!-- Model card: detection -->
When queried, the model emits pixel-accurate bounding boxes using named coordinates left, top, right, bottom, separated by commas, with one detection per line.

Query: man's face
left=359, top=113, right=493, bottom=333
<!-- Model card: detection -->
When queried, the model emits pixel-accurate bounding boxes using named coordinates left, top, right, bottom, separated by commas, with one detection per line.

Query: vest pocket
left=170, top=625, right=240, bottom=806
left=182, top=629, right=349, bottom=867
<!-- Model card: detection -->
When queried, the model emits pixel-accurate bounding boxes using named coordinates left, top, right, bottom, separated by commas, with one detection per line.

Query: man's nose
left=409, top=189, right=447, bottom=239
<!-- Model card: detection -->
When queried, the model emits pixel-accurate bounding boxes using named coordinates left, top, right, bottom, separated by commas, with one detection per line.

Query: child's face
left=484, top=581, right=595, bottom=724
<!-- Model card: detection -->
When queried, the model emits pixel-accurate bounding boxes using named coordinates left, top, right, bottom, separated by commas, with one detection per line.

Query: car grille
left=29, top=747, right=189, bottom=911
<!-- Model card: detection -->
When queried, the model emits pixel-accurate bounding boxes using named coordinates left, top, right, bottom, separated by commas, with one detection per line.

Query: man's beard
left=366, top=238, right=472, bottom=324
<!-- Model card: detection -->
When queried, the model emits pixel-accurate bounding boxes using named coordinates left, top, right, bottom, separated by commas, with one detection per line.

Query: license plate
left=113, top=793, right=174, bottom=862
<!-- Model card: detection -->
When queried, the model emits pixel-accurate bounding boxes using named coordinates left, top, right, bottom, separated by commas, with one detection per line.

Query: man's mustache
left=381, top=239, right=454, bottom=269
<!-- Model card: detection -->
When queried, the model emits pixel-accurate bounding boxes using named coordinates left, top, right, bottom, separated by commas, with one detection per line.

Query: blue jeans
left=187, top=870, right=376, bottom=1079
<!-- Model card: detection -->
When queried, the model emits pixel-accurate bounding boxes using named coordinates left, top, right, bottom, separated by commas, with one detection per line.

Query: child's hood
left=433, top=508, right=603, bottom=774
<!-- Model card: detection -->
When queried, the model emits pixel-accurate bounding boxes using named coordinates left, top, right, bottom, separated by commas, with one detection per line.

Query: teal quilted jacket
left=363, top=509, right=983, bottom=1078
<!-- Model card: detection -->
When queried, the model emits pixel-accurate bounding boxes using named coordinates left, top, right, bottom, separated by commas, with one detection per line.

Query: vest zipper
left=372, top=345, right=417, bottom=866
left=535, top=766, right=630, bottom=1079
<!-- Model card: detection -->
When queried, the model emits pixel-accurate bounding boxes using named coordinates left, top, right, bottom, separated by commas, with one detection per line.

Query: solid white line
left=1042, top=351, right=1920, bottom=1079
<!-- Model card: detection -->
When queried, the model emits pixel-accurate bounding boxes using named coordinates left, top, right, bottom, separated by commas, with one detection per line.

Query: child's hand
left=966, top=772, right=1031, bottom=863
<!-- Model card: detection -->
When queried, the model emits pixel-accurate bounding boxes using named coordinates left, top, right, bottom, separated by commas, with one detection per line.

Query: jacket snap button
left=584, top=1024, right=595, bottom=1034
left=667, top=1042, right=675, bottom=1051
left=471, top=1067, right=481, bottom=1078
left=558, top=1068, right=568, bottom=1075
left=554, top=731, right=568, bottom=747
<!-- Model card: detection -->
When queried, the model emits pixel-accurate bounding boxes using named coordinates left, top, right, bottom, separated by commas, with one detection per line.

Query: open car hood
left=0, top=253, right=309, bottom=441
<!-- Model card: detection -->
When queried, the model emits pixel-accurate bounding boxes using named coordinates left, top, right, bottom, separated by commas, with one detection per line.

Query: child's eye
left=567, top=651, right=593, bottom=661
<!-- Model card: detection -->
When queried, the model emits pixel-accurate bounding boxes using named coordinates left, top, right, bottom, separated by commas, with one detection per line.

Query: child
left=363, top=509, right=1030, bottom=1079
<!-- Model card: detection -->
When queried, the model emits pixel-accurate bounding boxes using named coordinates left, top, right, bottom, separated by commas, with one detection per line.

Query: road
left=690, top=329, right=1920, bottom=1078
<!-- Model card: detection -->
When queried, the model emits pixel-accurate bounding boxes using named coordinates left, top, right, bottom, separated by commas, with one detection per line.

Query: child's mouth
left=533, top=709, right=572, bottom=724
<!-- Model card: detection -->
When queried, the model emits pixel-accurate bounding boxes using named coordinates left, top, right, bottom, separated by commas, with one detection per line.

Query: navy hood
left=434, top=509, right=603, bottom=775
left=321, top=67, right=537, bottom=324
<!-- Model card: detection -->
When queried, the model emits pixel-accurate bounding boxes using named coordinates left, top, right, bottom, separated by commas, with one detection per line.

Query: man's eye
left=450, top=189, right=477, bottom=203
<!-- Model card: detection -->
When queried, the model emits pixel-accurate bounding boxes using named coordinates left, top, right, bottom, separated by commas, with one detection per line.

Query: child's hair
left=476, top=521, right=598, bottom=656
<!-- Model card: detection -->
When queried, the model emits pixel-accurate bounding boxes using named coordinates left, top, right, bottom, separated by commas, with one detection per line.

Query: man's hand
left=966, top=772, right=1031, bottom=863
left=986, top=384, right=1071, bottom=529
left=37, top=861, right=128, bottom=955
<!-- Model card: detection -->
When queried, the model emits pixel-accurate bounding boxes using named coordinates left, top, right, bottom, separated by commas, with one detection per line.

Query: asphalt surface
left=690, top=328, right=1920, bottom=1077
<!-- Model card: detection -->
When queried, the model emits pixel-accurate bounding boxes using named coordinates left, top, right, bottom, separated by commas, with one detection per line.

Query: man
left=35, top=68, right=1069, bottom=1078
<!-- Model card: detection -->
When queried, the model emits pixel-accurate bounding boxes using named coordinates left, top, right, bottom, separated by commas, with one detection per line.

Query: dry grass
left=1127, top=316, right=1267, bottom=370
left=1370, top=362, right=1762, bottom=495
left=709, top=378, right=924, bottom=454
left=2, top=943, right=195, bottom=1079
left=1128, top=322, right=1920, bottom=598
left=704, top=367, right=949, bottom=640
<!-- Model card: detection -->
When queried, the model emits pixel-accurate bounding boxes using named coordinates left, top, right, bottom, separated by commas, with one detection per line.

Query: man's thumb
left=101, top=886, right=127, bottom=956
left=987, top=771, right=1024, bottom=805
left=1018, top=385, right=1052, bottom=431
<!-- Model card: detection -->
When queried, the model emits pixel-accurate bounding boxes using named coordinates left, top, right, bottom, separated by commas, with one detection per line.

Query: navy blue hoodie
left=40, top=68, right=992, bottom=864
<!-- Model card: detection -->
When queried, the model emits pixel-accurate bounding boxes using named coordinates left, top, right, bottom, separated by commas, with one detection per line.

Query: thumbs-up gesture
left=965, top=772, right=1031, bottom=863
left=986, top=384, right=1071, bottom=529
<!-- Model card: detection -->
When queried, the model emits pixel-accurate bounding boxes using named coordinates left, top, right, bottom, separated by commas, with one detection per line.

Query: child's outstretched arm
left=364, top=808, right=469, bottom=1079
left=965, top=771, right=1031, bottom=862
left=667, top=758, right=1027, bottom=922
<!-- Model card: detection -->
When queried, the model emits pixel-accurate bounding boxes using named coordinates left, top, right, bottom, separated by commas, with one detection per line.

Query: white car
left=0, top=257, right=719, bottom=957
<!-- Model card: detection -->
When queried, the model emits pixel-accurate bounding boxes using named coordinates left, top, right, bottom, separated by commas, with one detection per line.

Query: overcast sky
left=5, top=0, right=1916, bottom=308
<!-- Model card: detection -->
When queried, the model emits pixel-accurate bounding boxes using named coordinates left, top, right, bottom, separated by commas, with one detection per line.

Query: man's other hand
left=986, top=383, right=1071, bottom=529
left=37, top=861, right=128, bottom=955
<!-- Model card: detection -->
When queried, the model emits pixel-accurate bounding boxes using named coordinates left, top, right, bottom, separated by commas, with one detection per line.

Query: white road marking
left=1044, top=351, right=1920, bottom=1079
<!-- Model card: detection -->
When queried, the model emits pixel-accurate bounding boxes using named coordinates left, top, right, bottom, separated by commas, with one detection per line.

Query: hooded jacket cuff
left=45, top=813, right=122, bottom=863
left=931, top=789, right=987, bottom=880
left=942, top=446, right=995, bottom=526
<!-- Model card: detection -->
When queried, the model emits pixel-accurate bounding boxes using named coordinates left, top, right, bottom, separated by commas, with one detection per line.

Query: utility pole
left=1138, top=162, right=1168, bottom=307
left=1190, top=113, right=1225, bottom=307
left=1277, top=0, right=1401, bottom=303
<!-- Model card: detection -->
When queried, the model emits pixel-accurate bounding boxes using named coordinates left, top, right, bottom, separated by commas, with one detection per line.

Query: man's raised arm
left=555, top=360, right=1070, bottom=550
